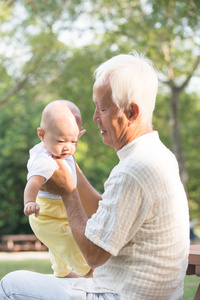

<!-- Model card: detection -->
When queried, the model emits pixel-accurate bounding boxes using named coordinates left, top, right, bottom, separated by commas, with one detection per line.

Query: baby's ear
left=78, top=129, right=86, bottom=139
left=37, top=128, right=45, bottom=141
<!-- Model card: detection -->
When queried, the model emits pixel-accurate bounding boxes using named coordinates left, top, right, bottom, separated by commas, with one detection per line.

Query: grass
left=183, top=275, right=199, bottom=300
left=0, top=259, right=52, bottom=279
left=0, top=259, right=199, bottom=299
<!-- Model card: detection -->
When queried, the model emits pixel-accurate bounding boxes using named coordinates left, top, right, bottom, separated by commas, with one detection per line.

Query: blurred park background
left=0, top=1, right=200, bottom=299
left=0, top=0, right=200, bottom=239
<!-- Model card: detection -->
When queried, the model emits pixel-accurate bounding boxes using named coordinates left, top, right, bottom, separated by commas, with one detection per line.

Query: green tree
left=0, top=94, right=44, bottom=234
left=0, top=0, right=200, bottom=234
left=84, top=0, right=200, bottom=188
left=0, top=0, right=117, bottom=234
left=75, top=0, right=200, bottom=216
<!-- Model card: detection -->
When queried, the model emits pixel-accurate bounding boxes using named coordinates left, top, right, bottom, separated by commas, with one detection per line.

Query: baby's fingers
left=35, top=204, right=40, bottom=217
left=24, top=203, right=39, bottom=217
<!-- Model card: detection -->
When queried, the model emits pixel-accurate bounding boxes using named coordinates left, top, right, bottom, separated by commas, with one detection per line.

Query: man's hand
left=42, top=158, right=76, bottom=196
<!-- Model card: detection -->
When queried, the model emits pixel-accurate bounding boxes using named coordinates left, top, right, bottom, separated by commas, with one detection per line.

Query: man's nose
left=93, top=109, right=100, bottom=123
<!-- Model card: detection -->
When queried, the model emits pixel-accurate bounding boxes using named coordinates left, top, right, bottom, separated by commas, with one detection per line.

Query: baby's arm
left=24, top=175, right=45, bottom=217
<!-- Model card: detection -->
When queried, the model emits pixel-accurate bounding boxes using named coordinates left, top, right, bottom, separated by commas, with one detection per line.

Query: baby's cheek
left=72, top=145, right=77, bottom=155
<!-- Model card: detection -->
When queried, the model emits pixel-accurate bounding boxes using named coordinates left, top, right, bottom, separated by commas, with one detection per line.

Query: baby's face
left=43, top=120, right=80, bottom=159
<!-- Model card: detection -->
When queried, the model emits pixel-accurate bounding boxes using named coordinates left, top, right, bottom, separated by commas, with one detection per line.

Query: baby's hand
left=24, top=202, right=40, bottom=217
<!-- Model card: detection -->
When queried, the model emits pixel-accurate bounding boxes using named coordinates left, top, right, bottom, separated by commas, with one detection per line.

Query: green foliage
left=153, top=93, right=171, bottom=149
left=0, top=95, right=44, bottom=234
left=179, top=92, right=200, bottom=217
left=0, top=0, right=199, bottom=235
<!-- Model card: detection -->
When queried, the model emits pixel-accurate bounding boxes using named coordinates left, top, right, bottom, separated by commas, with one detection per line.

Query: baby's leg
left=48, top=224, right=91, bottom=277
left=29, top=198, right=91, bottom=277
left=49, top=249, right=77, bottom=278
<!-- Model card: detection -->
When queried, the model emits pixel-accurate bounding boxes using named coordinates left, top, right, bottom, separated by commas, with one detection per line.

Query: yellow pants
left=29, top=197, right=91, bottom=277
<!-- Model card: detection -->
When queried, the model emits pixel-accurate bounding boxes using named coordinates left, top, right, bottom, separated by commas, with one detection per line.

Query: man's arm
left=63, top=187, right=111, bottom=268
left=75, top=160, right=102, bottom=217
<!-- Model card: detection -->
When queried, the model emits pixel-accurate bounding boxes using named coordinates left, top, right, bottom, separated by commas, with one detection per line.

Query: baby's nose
left=63, top=144, right=70, bottom=151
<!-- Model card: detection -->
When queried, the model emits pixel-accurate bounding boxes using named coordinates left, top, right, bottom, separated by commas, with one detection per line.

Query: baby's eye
left=57, top=140, right=64, bottom=143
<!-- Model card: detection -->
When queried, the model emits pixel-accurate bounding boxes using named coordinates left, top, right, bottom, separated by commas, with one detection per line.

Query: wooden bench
left=0, top=234, right=47, bottom=252
left=186, top=245, right=200, bottom=300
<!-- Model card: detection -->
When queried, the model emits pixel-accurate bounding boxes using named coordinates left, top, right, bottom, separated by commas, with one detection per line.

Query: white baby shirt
left=27, top=141, right=77, bottom=199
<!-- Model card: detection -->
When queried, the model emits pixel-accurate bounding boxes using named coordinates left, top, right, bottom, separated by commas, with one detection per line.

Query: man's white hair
left=94, top=50, right=158, bottom=125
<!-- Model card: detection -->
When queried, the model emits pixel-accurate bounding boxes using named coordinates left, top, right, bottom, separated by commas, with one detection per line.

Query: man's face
left=93, top=79, right=130, bottom=151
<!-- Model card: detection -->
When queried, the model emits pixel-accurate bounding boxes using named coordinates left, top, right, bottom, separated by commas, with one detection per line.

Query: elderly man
left=0, top=51, right=189, bottom=300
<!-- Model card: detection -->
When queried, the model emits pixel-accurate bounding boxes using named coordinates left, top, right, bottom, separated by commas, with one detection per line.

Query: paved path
left=0, top=251, right=50, bottom=261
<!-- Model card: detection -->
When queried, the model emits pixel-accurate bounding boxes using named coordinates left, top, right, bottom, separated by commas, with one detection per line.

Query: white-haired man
left=0, top=51, right=189, bottom=300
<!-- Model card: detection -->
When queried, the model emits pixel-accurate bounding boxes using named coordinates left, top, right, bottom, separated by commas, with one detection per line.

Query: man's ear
left=126, top=102, right=139, bottom=122
left=37, top=128, right=45, bottom=141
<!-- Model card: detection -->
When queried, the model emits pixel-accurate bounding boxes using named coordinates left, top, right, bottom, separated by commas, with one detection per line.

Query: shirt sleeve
left=27, top=152, right=58, bottom=182
left=85, top=170, right=150, bottom=256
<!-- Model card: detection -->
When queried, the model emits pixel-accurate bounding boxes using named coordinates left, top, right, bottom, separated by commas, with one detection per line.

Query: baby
left=24, top=100, right=92, bottom=278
